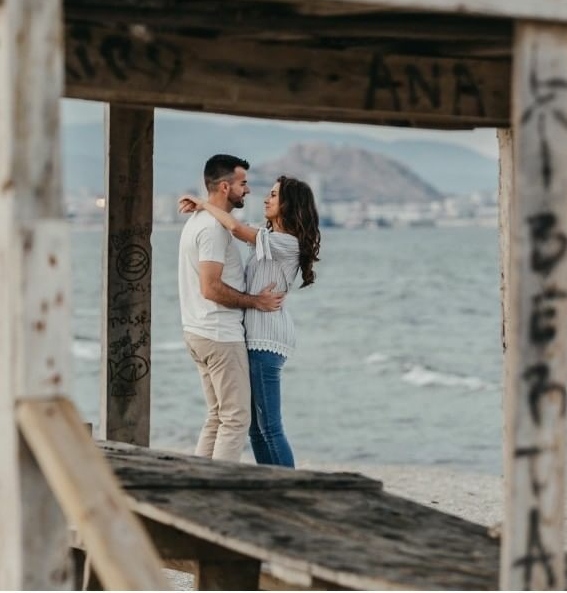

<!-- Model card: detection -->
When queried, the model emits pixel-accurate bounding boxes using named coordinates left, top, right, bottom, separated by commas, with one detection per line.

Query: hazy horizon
left=62, top=99, right=499, bottom=161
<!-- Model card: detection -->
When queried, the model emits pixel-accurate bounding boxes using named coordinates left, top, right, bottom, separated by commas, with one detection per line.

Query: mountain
left=62, top=115, right=498, bottom=197
left=250, top=143, right=443, bottom=204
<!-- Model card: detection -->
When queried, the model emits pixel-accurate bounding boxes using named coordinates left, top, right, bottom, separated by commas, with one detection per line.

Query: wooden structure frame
left=2, top=0, right=567, bottom=589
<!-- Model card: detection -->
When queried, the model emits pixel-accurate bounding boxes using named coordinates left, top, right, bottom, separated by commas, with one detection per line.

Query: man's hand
left=178, top=194, right=204, bottom=214
left=255, top=282, right=285, bottom=312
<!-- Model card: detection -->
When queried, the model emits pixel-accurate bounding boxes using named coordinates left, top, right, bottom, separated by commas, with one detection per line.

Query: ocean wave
left=73, top=339, right=100, bottom=361
left=364, top=352, right=389, bottom=364
left=401, top=365, right=487, bottom=391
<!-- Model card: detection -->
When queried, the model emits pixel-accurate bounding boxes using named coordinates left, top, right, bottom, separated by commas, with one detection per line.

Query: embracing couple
left=178, top=154, right=321, bottom=468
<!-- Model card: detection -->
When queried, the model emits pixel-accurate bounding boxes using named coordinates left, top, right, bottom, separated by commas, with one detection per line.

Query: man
left=178, top=154, right=283, bottom=462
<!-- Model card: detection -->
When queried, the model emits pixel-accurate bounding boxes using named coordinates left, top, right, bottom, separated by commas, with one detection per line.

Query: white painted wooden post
left=501, top=22, right=567, bottom=590
left=0, top=0, right=73, bottom=589
left=101, top=105, right=154, bottom=445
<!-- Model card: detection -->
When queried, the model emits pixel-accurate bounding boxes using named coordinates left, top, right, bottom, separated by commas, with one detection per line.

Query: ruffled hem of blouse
left=246, top=340, right=294, bottom=358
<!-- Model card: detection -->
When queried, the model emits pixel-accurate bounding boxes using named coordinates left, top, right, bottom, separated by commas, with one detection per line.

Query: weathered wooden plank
left=498, top=128, right=514, bottom=402
left=100, top=105, right=154, bottom=446
left=63, top=3, right=510, bottom=46
left=17, top=397, right=170, bottom=591
left=498, top=127, right=515, bottom=590
left=282, top=0, right=567, bottom=22
left=0, top=0, right=74, bottom=589
left=101, top=443, right=498, bottom=590
left=498, top=127, right=515, bottom=592
left=62, top=0, right=567, bottom=25
left=497, top=129, right=517, bottom=564
left=64, top=22, right=510, bottom=128
left=100, top=440, right=383, bottom=490
left=501, top=21, right=567, bottom=591
left=140, top=517, right=257, bottom=562
left=127, top=486, right=498, bottom=590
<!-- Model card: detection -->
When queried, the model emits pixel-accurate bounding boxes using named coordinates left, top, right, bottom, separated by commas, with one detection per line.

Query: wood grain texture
left=62, top=0, right=567, bottom=25
left=501, top=21, right=567, bottom=590
left=100, top=105, right=154, bottom=446
left=99, top=441, right=383, bottom=490
left=498, top=128, right=514, bottom=584
left=0, top=1, right=73, bottom=589
left=17, top=397, right=170, bottom=591
left=102, top=441, right=499, bottom=590
left=64, top=21, right=510, bottom=128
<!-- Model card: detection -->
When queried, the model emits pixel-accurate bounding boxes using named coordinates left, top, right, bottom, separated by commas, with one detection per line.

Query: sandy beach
left=165, top=463, right=503, bottom=590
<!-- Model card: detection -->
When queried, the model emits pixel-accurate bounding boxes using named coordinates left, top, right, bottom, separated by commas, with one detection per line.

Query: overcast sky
left=62, top=99, right=499, bottom=160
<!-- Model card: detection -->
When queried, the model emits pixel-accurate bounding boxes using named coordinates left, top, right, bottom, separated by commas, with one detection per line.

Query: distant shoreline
left=69, top=219, right=498, bottom=232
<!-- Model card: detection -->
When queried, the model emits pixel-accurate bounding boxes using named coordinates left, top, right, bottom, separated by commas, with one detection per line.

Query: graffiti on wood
left=66, top=23, right=182, bottom=86
left=65, top=23, right=502, bottom=121
left=521, top=51, right=567, bottom=190
left=513, top=194, right=567, bottom=588
left=108, top=224, right=151, bottom=398
left=365, top=54, right=486, bottom=116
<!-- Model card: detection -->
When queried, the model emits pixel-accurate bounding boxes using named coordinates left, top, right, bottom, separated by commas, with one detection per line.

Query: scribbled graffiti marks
left=110, top=223, right=152, bottom=250
left=116, top=243, right=150, bottom=282
left=66, top=24, right=182, bottom=85
left=521, top=47, right=567, bottom=190
left=109, top=354, right=149, bottom=397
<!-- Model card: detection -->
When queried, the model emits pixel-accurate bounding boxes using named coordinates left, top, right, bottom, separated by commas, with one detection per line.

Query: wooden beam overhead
left=284, top=0, right=567, bottom=23
left=64, top=0, right=567, bottom=26
left=64, top=6, right=511, bottom=46
left=64, top=23, right=510, bottom=128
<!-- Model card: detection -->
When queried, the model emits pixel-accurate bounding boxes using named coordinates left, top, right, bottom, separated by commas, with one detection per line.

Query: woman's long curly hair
left=267, top=175, right=321, bottom=288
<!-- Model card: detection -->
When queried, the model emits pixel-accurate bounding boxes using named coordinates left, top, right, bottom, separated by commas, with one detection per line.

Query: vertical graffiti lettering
left=513, top=509, right=556, bottom=589
left=453, top=63, right=485, bottom=116
left=365, top=54, right=401, bottom=111
left=522, top=363, right=566, bottom=425
left=520, top=46, right=567, bottom=190
left=529, top=287, right=567, bottom=344
left=406, top=63, right=441, bottom=109
left=527, top=213, right=567, bottom=276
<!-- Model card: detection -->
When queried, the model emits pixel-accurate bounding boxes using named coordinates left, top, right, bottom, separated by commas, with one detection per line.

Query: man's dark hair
left=204, top=154, right=249, bottom=191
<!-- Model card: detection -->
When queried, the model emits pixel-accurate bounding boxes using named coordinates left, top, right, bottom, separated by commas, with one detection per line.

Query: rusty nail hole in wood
left=41, top=300, right=49, bottom=313
left=23, top=233, right=33, bottom=252
left=54, top=292, right=64, bottom=306
left=2, top=179, right=14, bottom=192
left=48, top=254, right=57, bottom=267
left=34, top=320, right=46, bottom=332
left=51, top=373, right=62, bottom=386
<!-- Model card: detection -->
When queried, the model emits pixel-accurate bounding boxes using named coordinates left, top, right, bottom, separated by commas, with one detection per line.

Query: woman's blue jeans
left=248, top=349, right=295, bottom=468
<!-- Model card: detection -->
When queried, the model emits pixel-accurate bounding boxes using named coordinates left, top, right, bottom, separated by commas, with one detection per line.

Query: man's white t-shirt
left=178, top=210, right=245, bottom=342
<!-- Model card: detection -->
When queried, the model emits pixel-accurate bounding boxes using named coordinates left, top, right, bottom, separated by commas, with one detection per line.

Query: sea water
left=72, top=225, right=502, bottom=474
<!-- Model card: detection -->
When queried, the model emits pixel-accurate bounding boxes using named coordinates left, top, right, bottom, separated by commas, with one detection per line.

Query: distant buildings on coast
left=65, top=188, right=498, bottom=229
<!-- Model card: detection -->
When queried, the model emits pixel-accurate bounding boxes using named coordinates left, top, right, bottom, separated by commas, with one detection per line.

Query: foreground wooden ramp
left=100, top=440, right=500, bottom=590
left=16, top=397, right=169, bottom=591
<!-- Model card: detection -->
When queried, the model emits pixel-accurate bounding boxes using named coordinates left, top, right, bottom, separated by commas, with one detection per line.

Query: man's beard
left=229, top=194, right=245, bottom=209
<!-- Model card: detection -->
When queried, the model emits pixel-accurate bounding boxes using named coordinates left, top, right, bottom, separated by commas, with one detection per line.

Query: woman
left=180, top=176, right=320, bottom=467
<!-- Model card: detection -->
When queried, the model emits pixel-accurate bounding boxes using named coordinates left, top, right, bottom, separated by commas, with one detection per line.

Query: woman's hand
left=178, top=194, right=205, bottom=214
